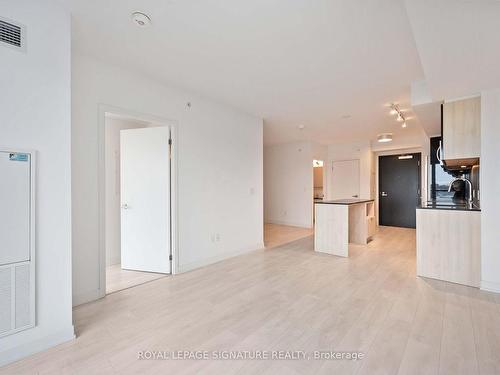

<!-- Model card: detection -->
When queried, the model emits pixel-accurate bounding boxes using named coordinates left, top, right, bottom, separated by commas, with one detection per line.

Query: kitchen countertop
left=315, top=199, right=374, bottom=205
left=417, top=200, right=481, bottom=211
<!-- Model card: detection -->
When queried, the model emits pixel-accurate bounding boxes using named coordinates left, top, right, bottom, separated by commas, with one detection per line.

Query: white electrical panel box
left=0, top=149, right=35, bottom=337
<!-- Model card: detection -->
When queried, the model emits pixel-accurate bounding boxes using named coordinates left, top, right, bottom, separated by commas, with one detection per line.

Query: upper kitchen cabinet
left=442, top=96, right=481, bottom=167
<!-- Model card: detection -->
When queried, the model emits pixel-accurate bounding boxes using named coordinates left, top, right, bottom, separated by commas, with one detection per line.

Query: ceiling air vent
left=0, top=17, right=25, bottom=51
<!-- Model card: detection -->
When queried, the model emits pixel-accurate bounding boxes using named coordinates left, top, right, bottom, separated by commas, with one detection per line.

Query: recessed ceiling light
left=298, top=124, right=305, bottom=130
left=131, top=12, right=152, bottom=27
left=377, top=133, right=393, bottom=143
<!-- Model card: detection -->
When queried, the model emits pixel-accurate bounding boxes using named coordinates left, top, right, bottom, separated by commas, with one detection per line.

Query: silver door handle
left=437, top=141, right=443, bottom=165
left=121, top=204, right=130, bottom=210
left=381, top=192, right=388, bottom=197
left=352, top=195, right=359, bottom=198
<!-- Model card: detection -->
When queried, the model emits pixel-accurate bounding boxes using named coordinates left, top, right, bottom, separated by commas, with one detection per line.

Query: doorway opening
left=313, top=159, right=324, bottom=200
left=378, top=153, right=421, bottom=228
left=103, top=111, right=173, bottom=294
left=312, top=159, right=324, bottom=225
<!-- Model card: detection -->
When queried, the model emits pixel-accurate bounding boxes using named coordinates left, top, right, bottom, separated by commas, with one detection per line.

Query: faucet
left=448, top=174, right=473, bottom=203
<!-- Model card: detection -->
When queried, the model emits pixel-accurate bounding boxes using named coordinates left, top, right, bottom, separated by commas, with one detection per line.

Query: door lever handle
left=121, top=204, right=130, bottom=210
left=381, top=192, right=388, bottom=197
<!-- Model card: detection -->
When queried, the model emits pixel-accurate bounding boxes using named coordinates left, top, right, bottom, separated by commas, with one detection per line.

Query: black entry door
left=379, top=153, right=421, bottom=228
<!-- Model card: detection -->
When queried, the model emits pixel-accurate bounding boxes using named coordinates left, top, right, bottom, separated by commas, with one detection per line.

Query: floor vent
left=0, top=17, right=24, bottom=50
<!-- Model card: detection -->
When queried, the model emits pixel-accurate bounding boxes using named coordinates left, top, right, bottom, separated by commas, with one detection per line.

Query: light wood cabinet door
left=416, top=209, right=480, bottom=287
left=443, top=96, right=481, bottom=160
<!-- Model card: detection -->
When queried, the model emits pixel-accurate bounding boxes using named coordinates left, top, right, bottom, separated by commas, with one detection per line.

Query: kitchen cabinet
left=442, top=96, right=481, bottom=165
left=416, top=208, right=480, bottom=287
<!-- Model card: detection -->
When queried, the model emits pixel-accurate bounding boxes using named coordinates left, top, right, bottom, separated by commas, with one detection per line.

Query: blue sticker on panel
left=9, top=153, right=29, bottom=162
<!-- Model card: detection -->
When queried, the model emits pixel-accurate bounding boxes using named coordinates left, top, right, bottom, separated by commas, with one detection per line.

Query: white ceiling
left=63, top=0, right=431, bottom=145
left=405, top=0, right=500, bottom=101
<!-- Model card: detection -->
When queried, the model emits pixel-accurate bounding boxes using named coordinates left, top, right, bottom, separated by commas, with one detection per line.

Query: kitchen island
left=314, top=199, right=375, bottom=257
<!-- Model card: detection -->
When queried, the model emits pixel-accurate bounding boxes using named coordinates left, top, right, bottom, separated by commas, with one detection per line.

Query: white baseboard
left=480, top=280, right=500, bottom=294
left=0, top=326, right=75, bottom=367
left=178, top=243, right=264, bottom=273
left=72, top=288, right=103, bottom=307
left=265, top=219, right=312, bottom=229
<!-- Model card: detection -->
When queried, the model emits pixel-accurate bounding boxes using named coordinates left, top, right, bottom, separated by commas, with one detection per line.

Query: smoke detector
left=131, top=12, right=152, bottom=28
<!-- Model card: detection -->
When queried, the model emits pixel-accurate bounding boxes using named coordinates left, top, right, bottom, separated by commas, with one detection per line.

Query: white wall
left=104, top=116, right=148, bottom=267
left=0, top=0, right=74, bottom=365
left=326, top=141, right=373, bottom=200
left=264, top=142, right=315, bottom=228
left=312, top=142, right=328, bottom=162
left=480, top=89, right=500, bottom=293
left=72, top=56, right=264, bottom=305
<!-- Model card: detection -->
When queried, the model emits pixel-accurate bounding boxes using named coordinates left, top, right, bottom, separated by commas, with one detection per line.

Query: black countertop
left=315, top=199, right=374, bottom=205
left=417, top=200, right=481, bottom=212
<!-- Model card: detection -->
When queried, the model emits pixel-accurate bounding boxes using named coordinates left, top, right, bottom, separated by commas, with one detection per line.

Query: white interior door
left=120, top=127, right=171, bottom=273
left=330, top=159, right=360, bottom=199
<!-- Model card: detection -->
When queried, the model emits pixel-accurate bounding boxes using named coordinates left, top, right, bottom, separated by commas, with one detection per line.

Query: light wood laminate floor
left=105, top=223, right=305, bottom=294
left=2, top=226, right=500, bottom=375
left=106, top=264, right=168, bottom=294
left=264, top=223, right=313, bottom=249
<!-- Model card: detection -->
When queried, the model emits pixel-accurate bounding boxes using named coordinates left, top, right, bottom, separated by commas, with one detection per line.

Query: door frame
left=97, top=104, right=179, bottom=299
left=375, top=147, right=427, bottom=226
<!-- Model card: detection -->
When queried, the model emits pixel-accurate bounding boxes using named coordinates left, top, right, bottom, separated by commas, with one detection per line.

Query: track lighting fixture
left=390, top=103, right=407, bottom=128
